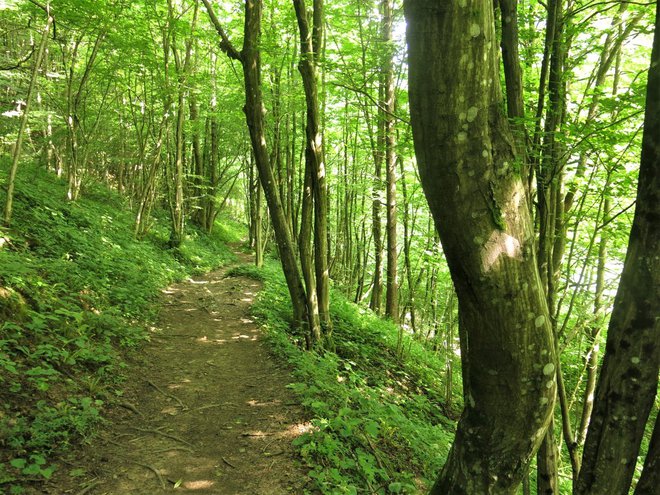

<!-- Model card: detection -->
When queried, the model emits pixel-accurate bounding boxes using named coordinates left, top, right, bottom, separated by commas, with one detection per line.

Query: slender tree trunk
left=576, top=6, right=660, bottom=492
left=170, top=86, right=186, bottom=247
left=4, top=8, right=52, bottom=226
left=203, top=0, right=309, bottom=331
left=535, top=1, right=569, bottom=490
left=299, top=150, right=322, bottom=347
left=577, top=196, right=610, bottom=446
left=293, top=0, right=331, bottom=338
left=382, top=0, right=398, bottom=323
left=400, top=156, right=417, bottom=333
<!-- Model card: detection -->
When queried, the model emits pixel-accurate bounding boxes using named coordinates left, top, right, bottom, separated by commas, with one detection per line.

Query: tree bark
left=405, top=1, right=556, bottom=493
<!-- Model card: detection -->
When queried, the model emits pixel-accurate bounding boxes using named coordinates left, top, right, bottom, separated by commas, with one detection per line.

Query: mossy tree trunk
left=405, top=1, right=556, bottom=492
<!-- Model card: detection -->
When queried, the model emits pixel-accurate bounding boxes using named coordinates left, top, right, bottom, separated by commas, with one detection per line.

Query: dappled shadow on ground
left=43, top=251, right=310, bottom=494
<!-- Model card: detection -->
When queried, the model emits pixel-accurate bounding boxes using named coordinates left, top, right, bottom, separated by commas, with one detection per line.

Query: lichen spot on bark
left=546, top=379, right=554, bottom=389
left=470, top=23, right=481, bottom=37
left=459, top=0, right=467, bottom=7
left=467, top=106, right=479, bottom=122
left=631, top=356, right=640, bottom=364
left=457, top=131, right=468, bottom=143
left=542, top=362, right=555, bottom=376
left=534, top=315, right=545, bottom=328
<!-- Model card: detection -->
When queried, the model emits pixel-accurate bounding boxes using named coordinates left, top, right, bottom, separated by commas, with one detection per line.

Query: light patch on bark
left=466, top=106, right=479, bottom=122
left=543, top=362, right=555, bottom=375
left=535, top=315, right=546, bottom=328
left=481, top=230, right=522, bottom=272
left=470, top=23, right=481, bottom=37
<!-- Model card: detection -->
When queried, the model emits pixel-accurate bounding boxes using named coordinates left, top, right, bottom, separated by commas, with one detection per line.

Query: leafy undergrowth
left=247, top=261, right=458, bottom=494
left=0, top=165, right=240, bottom=493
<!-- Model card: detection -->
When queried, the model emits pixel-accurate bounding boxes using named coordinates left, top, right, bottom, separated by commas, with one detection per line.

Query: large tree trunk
left=404, top=1, right=556, bottom=493
left=575, top=5, right=660, bottom=493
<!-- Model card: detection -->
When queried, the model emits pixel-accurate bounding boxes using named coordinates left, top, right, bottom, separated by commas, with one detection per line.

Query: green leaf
left=9, top=459, right=26, bottom=470
left=363, top=420, right=380, bottom=438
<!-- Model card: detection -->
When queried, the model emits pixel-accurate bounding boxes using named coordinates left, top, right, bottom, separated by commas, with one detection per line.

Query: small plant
left=226, top=263, right=268, bottom=281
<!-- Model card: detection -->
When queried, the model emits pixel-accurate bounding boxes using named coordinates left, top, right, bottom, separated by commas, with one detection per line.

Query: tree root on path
left=129, top=426, right=194, bottom=447
left=121, top=458, right=166, bottom=489
left=117, top=402, right=143, bottom=417
left=75, top=480, right=103, bottom=495
left=147, top=379, right=187, bottom=410
left=150, top=446, right=194, bottom=454
left=180, top=402, right=227, bottom=414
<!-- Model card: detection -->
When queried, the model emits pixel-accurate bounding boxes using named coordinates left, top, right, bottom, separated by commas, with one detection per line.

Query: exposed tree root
left=147, top=379, right=187, bottom=409
left=129, top=426, right=194, bottom=447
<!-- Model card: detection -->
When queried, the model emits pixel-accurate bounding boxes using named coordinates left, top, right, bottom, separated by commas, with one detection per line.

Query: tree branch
left=27, top=0, right=57, bottom=39
left=0, top=45, right=36, bottom=71
left=330, top=80, right=410, bottom=125
left=200, top=0, right=242, bottom=62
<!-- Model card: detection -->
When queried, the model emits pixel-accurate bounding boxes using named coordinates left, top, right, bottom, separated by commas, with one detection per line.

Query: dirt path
left=44, top=250, right=310, bottom=494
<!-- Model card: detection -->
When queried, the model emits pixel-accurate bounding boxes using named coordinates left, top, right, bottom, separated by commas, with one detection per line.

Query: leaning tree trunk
left=405, top=1, right=556, bottom=493
left=293, top=0, right=330, bottom=342
left=202, top=0, right=310, bottom=330
left=575, top=5, right=660, bottom=493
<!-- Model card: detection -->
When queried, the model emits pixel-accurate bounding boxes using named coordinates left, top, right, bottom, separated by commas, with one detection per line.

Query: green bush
left=0, top=164, right=239, bottom=491
left=252, top=262, right=456, bottom=494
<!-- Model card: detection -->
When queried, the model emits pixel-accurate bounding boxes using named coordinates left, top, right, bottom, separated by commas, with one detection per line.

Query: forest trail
left=43, top=249, right=309, bottom=495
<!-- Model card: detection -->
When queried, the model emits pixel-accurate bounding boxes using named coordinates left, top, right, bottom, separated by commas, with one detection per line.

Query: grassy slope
left=235, top=261, right=458, bottom=494
left=0, top=165, right=241, bottom=492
